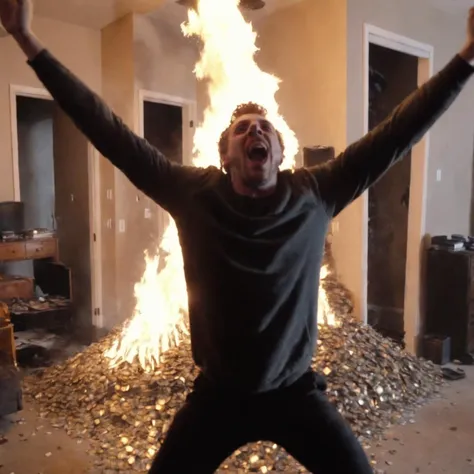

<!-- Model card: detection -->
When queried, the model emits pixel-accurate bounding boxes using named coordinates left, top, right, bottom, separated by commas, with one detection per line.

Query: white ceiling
left=33, top=0, right=168, bottom=30
left=31, top=0, right=320, bottom=30
left=32, top=0, right=472, bottom=31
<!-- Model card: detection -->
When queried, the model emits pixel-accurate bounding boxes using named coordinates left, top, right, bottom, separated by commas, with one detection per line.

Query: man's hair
left=218, top=102, right=285, bottom=168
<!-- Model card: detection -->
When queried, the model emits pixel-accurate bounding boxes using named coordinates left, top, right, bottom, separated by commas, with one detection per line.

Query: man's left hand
left=460, top=7, right=474, bottom=65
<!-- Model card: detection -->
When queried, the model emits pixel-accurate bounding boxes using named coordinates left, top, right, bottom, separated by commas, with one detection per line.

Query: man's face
left=222, top=113, right=283, bottom=190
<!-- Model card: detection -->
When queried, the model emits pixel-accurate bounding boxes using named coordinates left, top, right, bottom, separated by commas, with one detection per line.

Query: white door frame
left=137, top=89, right=197, bottom=231
left=362, top=25, right=434, bottom=354
left=9, top=84, right=103, bottom=328
left=137, top=89, right=196, bottom=165
left=88, top=146, right=104, bottom=328
left=10, top=85, right=51, bottom=201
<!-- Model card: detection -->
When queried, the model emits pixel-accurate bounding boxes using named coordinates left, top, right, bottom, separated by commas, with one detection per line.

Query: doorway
left=137, top=91, right=195, bottom=245
left=10, top=87, right=102, bottom=338
left=138, top=90, right=195, bottom=167
left=143, top=101, right=183, bottom=165
left=362, top=25, right=433, bottom=354
left=367, top=44, right=418, bottom=344
left=143, top=100, right=183, bottom=246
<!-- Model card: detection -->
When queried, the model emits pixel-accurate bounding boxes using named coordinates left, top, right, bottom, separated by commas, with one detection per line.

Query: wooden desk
left=0, top=238, right=58, bottom=262
left=0, top=237, right=70, bottom=320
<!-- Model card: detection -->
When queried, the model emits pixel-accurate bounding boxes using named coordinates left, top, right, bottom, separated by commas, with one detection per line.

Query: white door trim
left=10, top=84, right=103, bottom=328
left=88, top=145, right=104, bottom=328
left=366, top=25, right=433, bottom=59
left=362, top=24, right=434, bottom=354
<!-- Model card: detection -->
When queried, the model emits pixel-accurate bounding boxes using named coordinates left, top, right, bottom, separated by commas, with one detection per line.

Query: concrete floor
left=0, top=367, right=473, bottom=474
left=368, top=366, right=474, bottom=474
left=0, top=405, right=94, bottom=474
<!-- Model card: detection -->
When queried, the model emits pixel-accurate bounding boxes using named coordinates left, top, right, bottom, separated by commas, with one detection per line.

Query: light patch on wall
left=133, top=12, right=198, bottom=100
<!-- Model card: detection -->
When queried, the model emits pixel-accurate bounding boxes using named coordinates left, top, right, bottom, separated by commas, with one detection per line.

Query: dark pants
left=149, top=371, right=373, bottom=473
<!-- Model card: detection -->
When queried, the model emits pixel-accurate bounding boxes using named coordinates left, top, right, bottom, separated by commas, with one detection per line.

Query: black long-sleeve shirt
left=28, top=50, right=473, bottom=393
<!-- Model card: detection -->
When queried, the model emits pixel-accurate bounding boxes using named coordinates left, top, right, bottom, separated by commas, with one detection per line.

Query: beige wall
left=341, top=0, right=474, bottom=321
left=134, top=14, right=198, bottom=100
left=101, top=14, right=135, bottom=327
left=0, top=17, right=101, bottom=202
left=100, top=12, right=198, bottom=328
left=255, top=0, right=347, bottom=168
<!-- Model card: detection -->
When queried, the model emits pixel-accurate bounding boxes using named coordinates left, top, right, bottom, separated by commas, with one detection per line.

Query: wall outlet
left=106, top=218, right=112, bottom=229
left=106, top=189, right=113, bottom=200
left=119, top=219, right=126, bottom=233
left=144, top=208, right=151, bottom=219
left=436, top=169, right=442, bottom=182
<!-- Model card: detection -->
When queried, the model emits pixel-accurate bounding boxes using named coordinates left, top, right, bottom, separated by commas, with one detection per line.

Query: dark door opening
left=143, top=101, right=183, bottom=244
left=14, top=95, right=93, bottom=338
left=17, top=97, right=56, bottom=231
left=367, top=44, right=418, bottom=344
left=144, top=101, right=183, bottom=165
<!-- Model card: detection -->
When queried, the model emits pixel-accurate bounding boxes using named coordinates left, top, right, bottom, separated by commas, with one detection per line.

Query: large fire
left=106, top=0, right=337, bottom=371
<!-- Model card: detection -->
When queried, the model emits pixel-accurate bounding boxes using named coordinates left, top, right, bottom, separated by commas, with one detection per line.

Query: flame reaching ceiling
left=177, top=0, right=266, bottom=10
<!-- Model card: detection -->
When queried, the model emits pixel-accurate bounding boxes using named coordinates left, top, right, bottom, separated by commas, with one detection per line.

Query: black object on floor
left=423, top=334, right=451, bottom=365
left=0, top=365, right=23, bottom=416
left=441, top=367, right=466, bottom=381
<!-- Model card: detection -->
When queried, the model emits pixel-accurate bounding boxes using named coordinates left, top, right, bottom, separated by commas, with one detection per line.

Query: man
left=1, top=0, right=474, bottom=472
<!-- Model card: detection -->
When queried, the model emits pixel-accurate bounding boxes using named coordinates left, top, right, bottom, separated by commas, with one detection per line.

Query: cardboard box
left=0, top=274, right=34, bottom=301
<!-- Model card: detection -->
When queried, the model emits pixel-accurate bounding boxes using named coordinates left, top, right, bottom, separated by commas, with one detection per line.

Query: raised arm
left=0, top=0, right=198, bottom=214
left=310, top=9, right=474, bottom=218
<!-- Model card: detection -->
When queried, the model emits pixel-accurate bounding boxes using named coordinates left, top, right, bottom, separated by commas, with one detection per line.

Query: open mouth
left=246, top=143, right=269, bottom=163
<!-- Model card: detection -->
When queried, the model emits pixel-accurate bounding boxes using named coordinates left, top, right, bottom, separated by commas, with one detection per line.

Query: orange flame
left=318, top=265, right=338, bottom=326
left=106, top=0, right=336, bottom=371
left=106, top=220, right=188, bottom=371
left=181, top=0, right=298, bottom=169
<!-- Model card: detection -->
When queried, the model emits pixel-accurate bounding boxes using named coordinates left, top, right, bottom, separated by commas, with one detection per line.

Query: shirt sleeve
left=308, top=54, right=474, bottom=218
left=27, top=49, right=203, bottom=215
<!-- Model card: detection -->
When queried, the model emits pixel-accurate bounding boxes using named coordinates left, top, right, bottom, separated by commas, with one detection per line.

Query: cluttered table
left=0, top=230, right=71, bottom=318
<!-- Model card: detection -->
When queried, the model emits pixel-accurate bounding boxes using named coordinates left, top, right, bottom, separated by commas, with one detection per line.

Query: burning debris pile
left=23, top=237, right=442, bottom=473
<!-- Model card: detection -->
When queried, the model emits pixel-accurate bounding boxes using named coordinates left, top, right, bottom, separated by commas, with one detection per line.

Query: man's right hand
left=0, top=0, right=32, bottom=37
left=0, top=0, right=42, bottom=60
